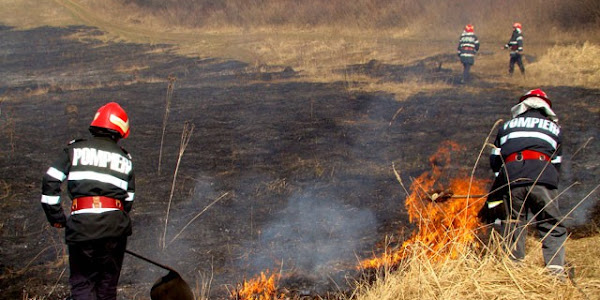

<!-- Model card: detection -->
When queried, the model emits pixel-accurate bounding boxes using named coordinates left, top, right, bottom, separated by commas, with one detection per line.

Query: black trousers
left=503, top=185, right=566, bottom=268
left=509, top=53, right=525, bottom=74
left=68, top=237, right=127, bottom=300
left=462, top=63, right=472, bottom=82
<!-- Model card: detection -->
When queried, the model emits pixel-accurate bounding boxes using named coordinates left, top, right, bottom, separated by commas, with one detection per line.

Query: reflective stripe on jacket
left=490, top=109, right=561, bottom=188
left=41, top=136, right=135, bottom=243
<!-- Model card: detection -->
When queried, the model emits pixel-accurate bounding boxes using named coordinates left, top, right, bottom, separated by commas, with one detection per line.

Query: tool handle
left=450, top=194, right=487, bottom=198
left=125, top=249, right=177, bottom=273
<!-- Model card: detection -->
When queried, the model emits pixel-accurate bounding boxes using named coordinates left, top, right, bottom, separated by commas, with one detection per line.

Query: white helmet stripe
left=109, top=114, right=129, bottom=135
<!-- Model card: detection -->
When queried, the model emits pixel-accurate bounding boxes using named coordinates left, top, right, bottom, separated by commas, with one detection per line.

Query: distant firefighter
left=41, top=102, right=135, bottom=299
left=457, top=24, right=480, bottom=83
left=487, top=89, right=567, bottom=280
left=504, top=22, right=525, bottom=75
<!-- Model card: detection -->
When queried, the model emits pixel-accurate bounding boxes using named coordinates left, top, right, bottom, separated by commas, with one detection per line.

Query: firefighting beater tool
left=426, top=189, right=486, bottom=202
left=125, top=249, right=194, bottom=300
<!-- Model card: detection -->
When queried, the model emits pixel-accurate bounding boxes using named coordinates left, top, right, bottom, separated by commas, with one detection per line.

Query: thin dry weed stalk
left=47, top=267, right=67, bottom=298
left=11, top=228, right=67, bottom=279
left=571, top=137, right=594, bottom=159
left=0, top=100, right=16, bottom=154
left=195, top=266, right=214, bottom=300
left=168, top=192, right=229, bottom=246
left=0, top=180, right=10, bottom=200
left=161, top=121, right=194, bottom=250
left=158, top=75, right=176, bottom=175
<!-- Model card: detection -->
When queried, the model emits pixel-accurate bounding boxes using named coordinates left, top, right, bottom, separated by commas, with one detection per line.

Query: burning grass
left=229, top=141, right=492, bottom=299
left=231, top=270, right=283, bottom=300
left=228, top=140, right=600, bottom=300
left=360, top=141, right=489, bottom=270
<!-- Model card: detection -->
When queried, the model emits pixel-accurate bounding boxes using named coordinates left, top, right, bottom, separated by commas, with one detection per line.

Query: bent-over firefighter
left=487, top=89, right=567, bottom=279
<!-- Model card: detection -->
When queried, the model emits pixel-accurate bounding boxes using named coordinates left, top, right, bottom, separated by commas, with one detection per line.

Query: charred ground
left=0, top=25, right=598, bottom=299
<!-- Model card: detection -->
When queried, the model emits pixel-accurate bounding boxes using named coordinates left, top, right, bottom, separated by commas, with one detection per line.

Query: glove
left=479, top=177, right=508, bottom=224
left=52, top=222, right=65, bottom=228
left=478, top=199, right=507, bottom=224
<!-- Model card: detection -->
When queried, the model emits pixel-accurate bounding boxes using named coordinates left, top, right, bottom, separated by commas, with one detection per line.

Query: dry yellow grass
left=0, top=0, right=75, bottom=28
left=526, top=42, right=600, bottom=89
left=355, top=234, right=600, bottom=300
left=4, top=0, right=599, bottom=101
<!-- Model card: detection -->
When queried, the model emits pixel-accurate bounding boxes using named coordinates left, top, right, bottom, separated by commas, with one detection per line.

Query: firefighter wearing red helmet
left=504, top=22, right=525, bottom=75
left=484, top=89, right=567, bottom=279
left=41, top=102, right=135, bottom=299
left=457, top=24, right=480, bottom=83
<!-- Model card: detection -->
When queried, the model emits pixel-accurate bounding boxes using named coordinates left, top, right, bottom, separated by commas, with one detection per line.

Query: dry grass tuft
left=354, top=233, right=600, bottom=300
left=526, top=42, right=600, bottom=89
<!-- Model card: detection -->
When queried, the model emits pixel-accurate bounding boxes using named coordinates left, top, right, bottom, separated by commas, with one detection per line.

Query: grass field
left=1, top=0, right=599, bottom=299
left=3, top=0, right=599, bottom=95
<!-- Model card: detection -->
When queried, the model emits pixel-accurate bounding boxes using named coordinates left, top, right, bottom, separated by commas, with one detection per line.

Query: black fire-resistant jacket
left=505, top=29, right=523, bottom=54
left=457, top=31, right=480, bottom=65
left=490, top=109, right=562, bottom=189
left=41, top=136, right=135, bottom=244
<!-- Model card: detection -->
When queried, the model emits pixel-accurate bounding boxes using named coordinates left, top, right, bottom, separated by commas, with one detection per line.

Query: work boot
left=546, top=265, right=567, bottom=283
left=565, top=261, right=576, bottom=280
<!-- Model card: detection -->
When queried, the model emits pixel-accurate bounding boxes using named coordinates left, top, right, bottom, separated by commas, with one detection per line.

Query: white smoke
left=240, top=188, right=377, bottom=277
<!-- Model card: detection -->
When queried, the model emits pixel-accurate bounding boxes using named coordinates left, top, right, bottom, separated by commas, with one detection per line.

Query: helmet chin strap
left=89, top=126, right=122, bottom=141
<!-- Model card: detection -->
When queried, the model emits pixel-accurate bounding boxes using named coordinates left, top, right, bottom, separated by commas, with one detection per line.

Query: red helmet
left=513, top=22, right=522, bottom=29
left=90, top=102, right=130, bottom=138
left=519, top=89, right=551, bottom=108
left=464, top=24, right=474, bottom=33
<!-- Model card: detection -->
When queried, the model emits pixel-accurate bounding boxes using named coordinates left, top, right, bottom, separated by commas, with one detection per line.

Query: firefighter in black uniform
left=504, top=22, right=525, bottom=75
left=41, top=102, right=135, bottom=299
left=457, top=24, right=480, bottom=83
left=488, top=89, right=566, bottom=278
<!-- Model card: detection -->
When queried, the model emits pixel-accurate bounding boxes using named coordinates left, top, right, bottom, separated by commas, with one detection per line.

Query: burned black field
left=0, top=25, right=599, bottom=299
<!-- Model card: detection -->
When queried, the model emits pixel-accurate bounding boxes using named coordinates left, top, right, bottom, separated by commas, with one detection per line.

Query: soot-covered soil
left=0, top=25, right=598, bottom=299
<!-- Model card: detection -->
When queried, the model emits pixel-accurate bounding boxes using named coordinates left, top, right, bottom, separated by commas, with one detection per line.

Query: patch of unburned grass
left=526, top=42, right=600, bottom=89
left=354, top=234, right=600, bottom=300
left=8, top=0, right=598, bottom=102
left=0, top=0, right=75, bottom=29
left=566, top=235, right=600, bottom=280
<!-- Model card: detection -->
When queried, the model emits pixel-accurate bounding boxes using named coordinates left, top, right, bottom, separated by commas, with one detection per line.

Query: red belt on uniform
left=71, top=196, right=123, bottom=211
left=505, top=150, right=550, bottom=163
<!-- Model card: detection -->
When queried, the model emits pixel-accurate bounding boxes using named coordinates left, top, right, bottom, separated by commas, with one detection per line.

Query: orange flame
left=361, top=141, right=489, bottom=269
left=232, top=271, right=284, bottom=300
